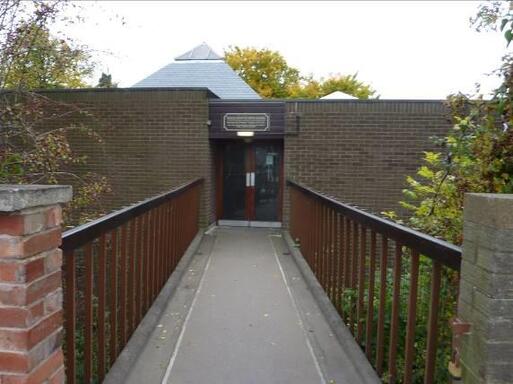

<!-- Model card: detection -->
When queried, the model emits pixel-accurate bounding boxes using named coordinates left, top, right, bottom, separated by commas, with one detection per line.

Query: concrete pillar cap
left=0, top=185, right=72, bottom=212
left=464, top=193, right=513, bottom=230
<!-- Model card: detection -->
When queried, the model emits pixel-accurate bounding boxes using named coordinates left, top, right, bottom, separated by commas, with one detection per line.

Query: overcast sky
left=61, top=1, right=508, bottom=99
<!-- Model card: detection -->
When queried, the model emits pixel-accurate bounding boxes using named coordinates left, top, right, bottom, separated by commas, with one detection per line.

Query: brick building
left=41, top=44, right=452, bottom=228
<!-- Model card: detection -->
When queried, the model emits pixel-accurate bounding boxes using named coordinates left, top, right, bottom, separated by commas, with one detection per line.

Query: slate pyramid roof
left=132, top=43, right=261, bottom=99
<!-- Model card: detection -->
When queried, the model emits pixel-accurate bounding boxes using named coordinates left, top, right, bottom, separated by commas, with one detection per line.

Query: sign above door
left=223, top=113, right=269, bottom=132
left=209, top=101, right=285, bottom=139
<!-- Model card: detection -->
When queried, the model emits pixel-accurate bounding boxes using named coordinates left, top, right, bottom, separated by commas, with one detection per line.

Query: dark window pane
left=254, top=143, right=281, bottom=221
left=222, top=143, right=246, bottom=220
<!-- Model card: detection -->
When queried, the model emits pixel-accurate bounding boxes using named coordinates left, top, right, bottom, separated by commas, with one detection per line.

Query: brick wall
left=37, top=91, right=451, bottom=228
left=0, top=185, right=71, bottom=384
left=283, top=100, right=452, bottom=225
left=458, top=194, right=513, bottom=383
left=40, top=89, right=213, bottom=227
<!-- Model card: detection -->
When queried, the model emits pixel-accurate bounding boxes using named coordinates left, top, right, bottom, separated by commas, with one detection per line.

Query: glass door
left=254, top=143, right=282, bottom=222
left=221, top=142, right=247, bottom=220
left=219, top=141, right=283, bottom=224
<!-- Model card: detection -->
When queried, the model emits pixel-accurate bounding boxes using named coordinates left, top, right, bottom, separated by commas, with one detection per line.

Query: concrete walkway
left=108, top=227, right=379, bottom=384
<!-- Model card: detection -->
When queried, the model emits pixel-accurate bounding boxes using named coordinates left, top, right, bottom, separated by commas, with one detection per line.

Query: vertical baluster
left=388, top=242, right=403, bottom=383
left=324, top=207, right=330, bottom=296
left=159, top=205, right=165, bottom=287
left=154, top=207, right=161, bottom=293
left=128, top=219, right=136, bottom=335
left=142, top=212, right=149, bottom=314
left=304, top=192, right=314, bottom=264
left=350, top=221, right=358, bottom=334
left=165, top=202, right=171, bottom=276
left=376, top=236, right=388, bottom=376
left=424, top=261, right=442, bottom=384
left=120, top=224, right=128, bottom=346
left=136, top=215, right=144, bottom=324
left=309, top=195, right=315, bottom=266
left=166, top=202, right=172, bottom=276
left=145, top=211, right=151, bottom=312
left=64, top=250, right=76, bottom=384
left=98, top=235, right=107, bottom=381
left=357, top=226, right=366, bottom=344
left=344, top=217, right=351, bottom=324
left=84, top=243, right=93, bottom=384
left=119, top=224, right=128, bottom=349
left=328, top=208, right=335, bottom=301
left=324, top=206, right=330, bottom=292
left=320, top=205, right=326, bottom=290
left=365, top=230, right=377, bottom=359
left=109, top=229, right=118, bottom=364
left=160, top=205, right=167, bottom=279
left=313, top=200, right=319, bottom=275
left=151, top=208, right=158, bottom=301
left=171, top=202, right=177, bottom=271
left=337, top=214, right=345, bottom=316
left=403, top=249, right=420, bottom=384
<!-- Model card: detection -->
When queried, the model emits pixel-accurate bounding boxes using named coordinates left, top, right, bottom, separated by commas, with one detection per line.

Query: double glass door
left=221, top=141, right=282, bottom=223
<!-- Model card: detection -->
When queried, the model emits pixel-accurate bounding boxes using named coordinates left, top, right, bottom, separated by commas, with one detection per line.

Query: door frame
left=215, top=139, right=284, bottom=223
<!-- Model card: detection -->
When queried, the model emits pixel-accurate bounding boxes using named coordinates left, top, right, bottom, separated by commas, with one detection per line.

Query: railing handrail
left=62, top=178, right=203, bottom=252
left=287, top=180, right=461, bottom=270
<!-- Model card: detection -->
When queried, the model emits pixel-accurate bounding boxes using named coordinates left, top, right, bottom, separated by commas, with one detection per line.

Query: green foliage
left=337, top=251, right=457, bottom=383
left=97, top=72, right=117, bottom=88
left=3, top=22, right=94, bottom=89
left=0, top=1, right=110, bottom=226
left=0, top=92, right=111, bottom=226
left=384, top=3, right=513, bottom=245
left=378, top=3, right=513, bottom=381
left=225, top=46, right=376, bottom=99
left=225, top=46, right=301, bottom=98
left=290, top=73, right=376, bottom=99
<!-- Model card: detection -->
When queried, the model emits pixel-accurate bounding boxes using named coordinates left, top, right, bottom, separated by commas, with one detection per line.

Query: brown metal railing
left=288, top=180, right=461, bottom=384
left=62, top=179, right=202, bottom=384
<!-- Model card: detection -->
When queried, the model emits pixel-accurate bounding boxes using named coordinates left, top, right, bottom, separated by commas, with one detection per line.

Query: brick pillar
left=0, top=185, right=71, bottom=384
left=458, top=193, right=513, bottom=384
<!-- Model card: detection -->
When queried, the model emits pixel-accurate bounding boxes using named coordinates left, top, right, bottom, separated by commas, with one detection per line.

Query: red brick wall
left=0, top=185, right=71, bottom=384
left=283, top=100, right=452, bottom=225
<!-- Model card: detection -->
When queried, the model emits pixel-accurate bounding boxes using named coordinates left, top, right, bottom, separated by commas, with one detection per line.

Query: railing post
left=458, top=193, right=513, bottom=383
left=0, top=185, right=71, bottom=383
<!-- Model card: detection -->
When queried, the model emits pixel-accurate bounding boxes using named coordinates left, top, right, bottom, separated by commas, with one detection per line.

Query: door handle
left=250, top=172, right=255, bottom=187
left=246, top=172, right=250, bottom=187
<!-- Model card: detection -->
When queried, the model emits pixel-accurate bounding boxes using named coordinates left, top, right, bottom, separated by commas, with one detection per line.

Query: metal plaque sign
left=223, top=113, right=270, bottom=131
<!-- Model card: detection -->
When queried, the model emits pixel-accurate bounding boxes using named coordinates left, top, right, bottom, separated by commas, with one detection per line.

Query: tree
left=2, top=22, right=94, bottom=89
left=0, top=1, right=110, bottom=226
left=384, top=1, right=513, bottom=245
left=225, top=46, right=376, bottom=99
left=225, top=46, right=301, bottom=98
left=289, top=73, right=376, bottom=99
left=97, top=72, right=117, bottom=88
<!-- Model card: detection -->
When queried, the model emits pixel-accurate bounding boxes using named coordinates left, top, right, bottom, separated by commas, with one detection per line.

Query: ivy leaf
left=500, top=18, right=509, bottom=32
left=504, top=29, right=513, bottom=46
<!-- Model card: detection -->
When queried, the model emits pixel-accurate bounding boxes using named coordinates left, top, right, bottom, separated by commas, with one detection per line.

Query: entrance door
left=219, top=141, right=283, bottom=225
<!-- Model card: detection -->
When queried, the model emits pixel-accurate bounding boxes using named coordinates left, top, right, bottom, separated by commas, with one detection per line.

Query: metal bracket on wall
left=448, top=317, right=471, bottom=380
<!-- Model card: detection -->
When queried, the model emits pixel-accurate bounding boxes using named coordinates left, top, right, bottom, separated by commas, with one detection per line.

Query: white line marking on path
left=269, top=235, right=327, bottom=384
left=161, top=236, right=216, bottom=384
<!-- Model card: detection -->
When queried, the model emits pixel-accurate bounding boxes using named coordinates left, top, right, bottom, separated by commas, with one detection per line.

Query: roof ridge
left=175, top=43, right=223, bottom=61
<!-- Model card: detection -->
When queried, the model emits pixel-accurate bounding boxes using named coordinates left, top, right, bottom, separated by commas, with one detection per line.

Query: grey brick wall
left=283, top=100, right=452, bottom=225
left=458, top=193, right=513, bottom=384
